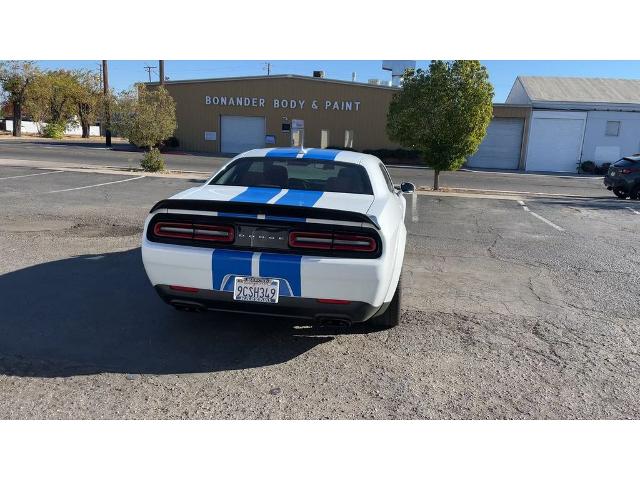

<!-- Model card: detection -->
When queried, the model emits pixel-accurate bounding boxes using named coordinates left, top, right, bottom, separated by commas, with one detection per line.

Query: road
left=1, top=163, right=639, bottom=419
left=0, top=138, right=607, bottom=197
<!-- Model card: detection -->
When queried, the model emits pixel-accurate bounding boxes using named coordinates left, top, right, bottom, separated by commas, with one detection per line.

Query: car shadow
left=0, top=249, right=376, bottom=378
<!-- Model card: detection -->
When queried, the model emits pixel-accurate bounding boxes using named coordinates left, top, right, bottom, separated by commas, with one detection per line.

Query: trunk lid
left=173, top=185, right=375, bottom=215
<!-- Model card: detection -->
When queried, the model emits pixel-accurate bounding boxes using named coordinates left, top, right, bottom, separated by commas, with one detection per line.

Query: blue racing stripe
left=259, top=253, right=302, bottom=297
left=265, top=148, right=300, bottom=158
left=302, top=148, right=340, bottom=161
left=211, top=249, right=253, bottom=291
left=274, top=189, right=323, bottom=207
left=229, top=186, right=282, bottom=204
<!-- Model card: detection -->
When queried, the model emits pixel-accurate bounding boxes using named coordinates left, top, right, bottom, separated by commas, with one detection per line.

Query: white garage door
left=526, top=116, right=586, bottom=172
left=220, top=116, right=266, bottom=154
left=466, top=118, right=524, bottom=170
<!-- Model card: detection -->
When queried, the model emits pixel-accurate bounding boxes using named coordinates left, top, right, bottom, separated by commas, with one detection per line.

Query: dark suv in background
left=604, top=154, right=640, bottom=199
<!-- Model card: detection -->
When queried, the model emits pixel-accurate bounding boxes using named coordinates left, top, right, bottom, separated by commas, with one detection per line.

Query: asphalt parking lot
left=0, top=137, right=607, bottom=196
left=1, top=162, right=639, bottom=419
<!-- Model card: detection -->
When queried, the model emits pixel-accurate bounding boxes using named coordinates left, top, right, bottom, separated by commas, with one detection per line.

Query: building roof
left=515, top=76, right=640, bottom=105
left=147, top=74, right=399, bottom=91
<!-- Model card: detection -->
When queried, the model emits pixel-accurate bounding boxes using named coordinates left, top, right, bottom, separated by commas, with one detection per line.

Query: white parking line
left=517, top=200, right=565, bottom=232
left=0, top=170, right=65, bottom=180
left=46, top=175, right=145, bottom=193
left=625, top=207, right=640, bottom=215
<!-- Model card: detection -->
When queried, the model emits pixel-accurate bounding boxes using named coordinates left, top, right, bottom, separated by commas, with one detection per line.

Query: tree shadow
left=0, top=249, right=376, bottom=378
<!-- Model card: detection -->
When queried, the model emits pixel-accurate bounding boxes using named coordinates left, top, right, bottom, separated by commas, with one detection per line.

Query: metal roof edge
left=531, top=100, right=640, bottom=111
left=493, top=102, right=531, bottom=108
left=145, top=74, right=400, bottom=91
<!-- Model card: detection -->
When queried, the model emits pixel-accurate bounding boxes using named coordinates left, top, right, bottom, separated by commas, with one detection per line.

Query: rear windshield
left=209, top=157, right=373, bottom=195
left=614, top=157, right=640, bottom=167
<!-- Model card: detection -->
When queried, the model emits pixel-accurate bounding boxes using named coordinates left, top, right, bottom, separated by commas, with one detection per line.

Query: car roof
left=235, top=147, right=382, bottom=167
left=623, top=154, right=640, bottom=161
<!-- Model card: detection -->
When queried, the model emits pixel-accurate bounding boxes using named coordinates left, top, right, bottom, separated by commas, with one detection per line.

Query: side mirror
left=400, top=182, right=415, bottom=194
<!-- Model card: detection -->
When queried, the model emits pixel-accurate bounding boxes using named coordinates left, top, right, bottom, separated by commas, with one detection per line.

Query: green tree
left=0, top=61, right=40, bottom=137
left=26, top=69, right=78, bottom=131
left=112, top=84, right=176, bottom=171
left=386, top=60, right=494, bottom=190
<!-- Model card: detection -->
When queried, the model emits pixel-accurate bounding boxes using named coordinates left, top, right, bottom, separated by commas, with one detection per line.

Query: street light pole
left=102, top=60, right=112, bottom=147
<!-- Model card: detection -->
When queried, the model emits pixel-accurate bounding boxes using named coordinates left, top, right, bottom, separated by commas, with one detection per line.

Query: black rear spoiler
left=149, top=199, right=380, bottom=229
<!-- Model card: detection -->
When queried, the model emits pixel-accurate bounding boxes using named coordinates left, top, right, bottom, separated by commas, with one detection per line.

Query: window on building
left=320, top=130, right=329, bottom=149
left=605, top=121, right=621, bottom=136
left=344, top=130, right=354, bottom=149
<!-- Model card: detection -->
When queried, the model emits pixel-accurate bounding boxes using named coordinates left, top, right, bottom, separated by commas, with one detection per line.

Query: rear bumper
left=155, top=285, right=382, bottom=323
left=141, top=238, right=394, bottom=308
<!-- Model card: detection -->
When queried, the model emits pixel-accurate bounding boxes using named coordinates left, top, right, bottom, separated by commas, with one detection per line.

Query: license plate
left=233, top=276, right=280, bottom=303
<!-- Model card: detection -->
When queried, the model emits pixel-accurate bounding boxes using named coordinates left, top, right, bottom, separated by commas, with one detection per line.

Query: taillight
left=153, top=222, right=193, bottom=239
left=153, top=221, right=234, bottom=243
left=193, top=224, right=234, bottom=243
left=288, top=231, right=377, bottom=252
left=620, top=168, right=639, bottom=174
left=288, top=231, right=333, bottom=249
left=333, top=234, right=377, bottom=252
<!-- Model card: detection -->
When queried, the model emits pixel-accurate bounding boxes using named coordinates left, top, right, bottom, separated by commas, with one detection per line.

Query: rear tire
left=613, top=188, right=629, bottom=199
left=630, top=185, right=640, bottom=200
left=368, top=277, right=402, bottom=329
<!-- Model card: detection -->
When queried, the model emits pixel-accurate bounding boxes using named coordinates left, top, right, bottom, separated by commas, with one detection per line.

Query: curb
left=0, top=158, right=212, bottom=179
left=417, top=187, right=603, bottom=200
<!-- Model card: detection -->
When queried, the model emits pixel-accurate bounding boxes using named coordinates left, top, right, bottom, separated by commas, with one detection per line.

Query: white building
left=506, top=76, right=640, bottom=172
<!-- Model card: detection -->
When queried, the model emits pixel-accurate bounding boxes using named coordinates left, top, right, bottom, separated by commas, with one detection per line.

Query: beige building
left=149, top=74, right=532, bottom=170
left=149, top=74, right=400, bottom=154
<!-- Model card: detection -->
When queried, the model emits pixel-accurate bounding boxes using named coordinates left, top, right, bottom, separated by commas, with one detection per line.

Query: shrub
left=595, top=162, right=611, bottom=175
left=140, top=147, right=165, bottom=172
left=42, top=122, right=65, bottom=139
left=327, top=145, right=357, bottom=152
left=580, top=160, right=596, bottom=173
left=112, top=85, right=176, bottom=149
left=164, top=136, right=179, bottom=148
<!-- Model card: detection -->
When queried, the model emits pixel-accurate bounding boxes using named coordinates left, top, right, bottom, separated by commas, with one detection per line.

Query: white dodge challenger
left=141, top=147, right=414, bottom=328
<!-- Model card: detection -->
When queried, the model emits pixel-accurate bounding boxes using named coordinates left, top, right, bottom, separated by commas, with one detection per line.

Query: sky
left=33, top=60, right=640, bottom=102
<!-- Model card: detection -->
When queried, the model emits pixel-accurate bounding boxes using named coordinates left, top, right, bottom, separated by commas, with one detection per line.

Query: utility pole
left=264, top=62, right=271, bottom=76
left=159, top=60, right=165, bottom=85
left=102, top=60, right=112, bottom=147
left=144, top=65, right=157, bottom=82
